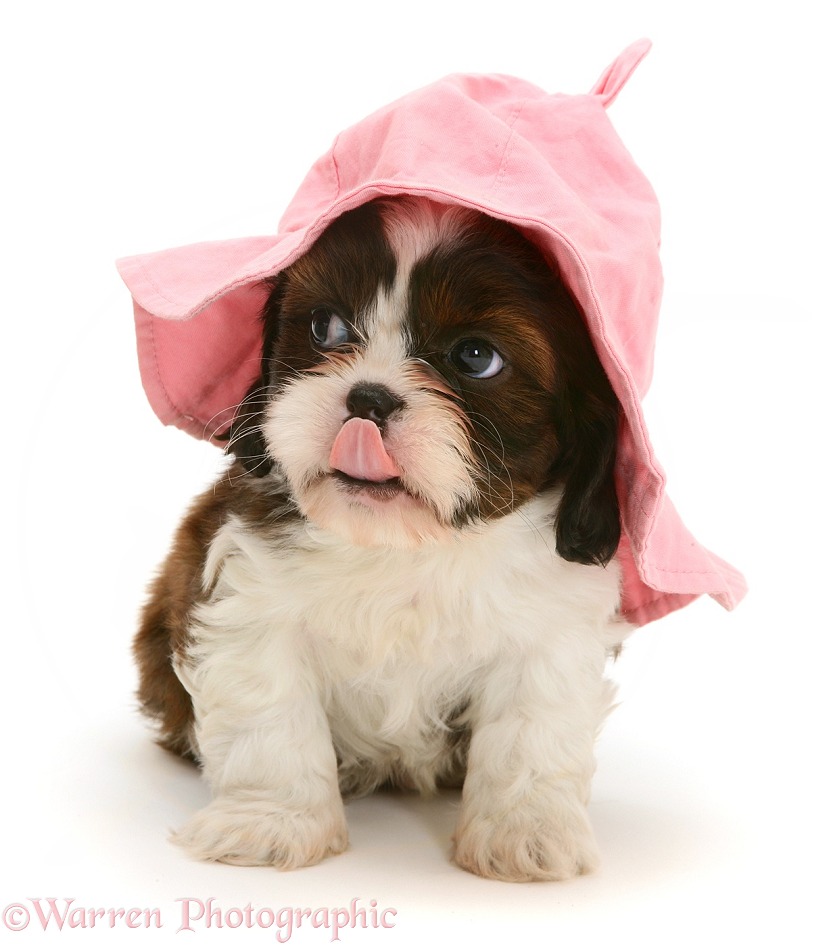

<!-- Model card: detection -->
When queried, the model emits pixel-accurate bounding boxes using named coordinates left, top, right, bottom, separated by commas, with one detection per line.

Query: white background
left=2, top=1, right=828, bottom=943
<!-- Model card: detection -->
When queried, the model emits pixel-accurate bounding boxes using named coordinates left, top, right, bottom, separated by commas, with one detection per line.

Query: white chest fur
left=179, top=495, right=625, bottom=792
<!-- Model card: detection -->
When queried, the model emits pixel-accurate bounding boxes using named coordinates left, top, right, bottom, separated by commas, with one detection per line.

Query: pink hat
left=117, top=39, right=746, bottom=627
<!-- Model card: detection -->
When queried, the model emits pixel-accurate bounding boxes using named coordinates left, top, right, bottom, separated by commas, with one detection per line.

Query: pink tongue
left=329, top=418, right=400, bottom=482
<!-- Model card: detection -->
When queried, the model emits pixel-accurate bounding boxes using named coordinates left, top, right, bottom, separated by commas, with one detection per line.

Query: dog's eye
left=448, top=339, right=504, bottom=379
left=310, top=308, right=353, bottom=349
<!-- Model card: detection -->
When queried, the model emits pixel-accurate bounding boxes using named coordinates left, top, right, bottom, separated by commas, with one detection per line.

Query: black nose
left=345, top=384, right=403, bottom=427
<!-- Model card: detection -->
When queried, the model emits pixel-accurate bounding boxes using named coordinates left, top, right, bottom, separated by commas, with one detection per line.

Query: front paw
left=453, top=797, right=599, bottom=882
left=172, top=791, right=348, bottom=869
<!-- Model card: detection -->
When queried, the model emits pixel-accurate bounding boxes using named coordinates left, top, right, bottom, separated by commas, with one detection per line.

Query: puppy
left=135, top=196, right=628, bottom=882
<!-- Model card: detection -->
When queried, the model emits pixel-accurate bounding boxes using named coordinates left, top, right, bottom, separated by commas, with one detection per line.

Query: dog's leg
left=453, top=631, right=612, bottom=882
left=171, top=610, right=347, bottom=869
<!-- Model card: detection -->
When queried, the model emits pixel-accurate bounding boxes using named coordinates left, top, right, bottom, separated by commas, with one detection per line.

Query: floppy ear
left=224, top=276, right=285, bottom=477
left=554, top=391, right=621, bottom=567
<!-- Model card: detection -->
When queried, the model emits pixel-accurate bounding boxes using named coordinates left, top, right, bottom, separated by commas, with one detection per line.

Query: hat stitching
left=485, top=98, right=526, bottom=201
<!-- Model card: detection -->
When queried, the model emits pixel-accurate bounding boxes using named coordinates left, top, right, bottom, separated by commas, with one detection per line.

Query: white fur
left=173, top=497, right=628, bottom=880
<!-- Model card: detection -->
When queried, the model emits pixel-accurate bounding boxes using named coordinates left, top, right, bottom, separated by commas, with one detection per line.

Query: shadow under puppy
left=135, top=196, right=628, bottom=882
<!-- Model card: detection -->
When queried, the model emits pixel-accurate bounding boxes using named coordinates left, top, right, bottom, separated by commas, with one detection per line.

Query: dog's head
left=227, top=197, right=620, bottom=562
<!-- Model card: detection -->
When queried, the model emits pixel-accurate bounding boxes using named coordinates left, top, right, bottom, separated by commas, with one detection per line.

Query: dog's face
left=229, top=198, right=620, bottom=562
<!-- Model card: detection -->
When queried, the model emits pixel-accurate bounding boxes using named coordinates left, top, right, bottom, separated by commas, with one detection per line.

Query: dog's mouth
left=331, top=471, right=407, bottom=503
left=289, top=412, right=457, bottom=544
left=326, top=419, right=424, bottom=510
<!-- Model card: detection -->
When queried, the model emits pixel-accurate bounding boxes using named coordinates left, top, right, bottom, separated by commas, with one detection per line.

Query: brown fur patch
left=405, top=215, right=573, bottom=520
left=134, top=466, right=300, bottom=759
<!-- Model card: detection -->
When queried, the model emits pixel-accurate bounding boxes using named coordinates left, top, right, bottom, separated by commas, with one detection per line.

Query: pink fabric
left=116, top=39, right=747, bottom=626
